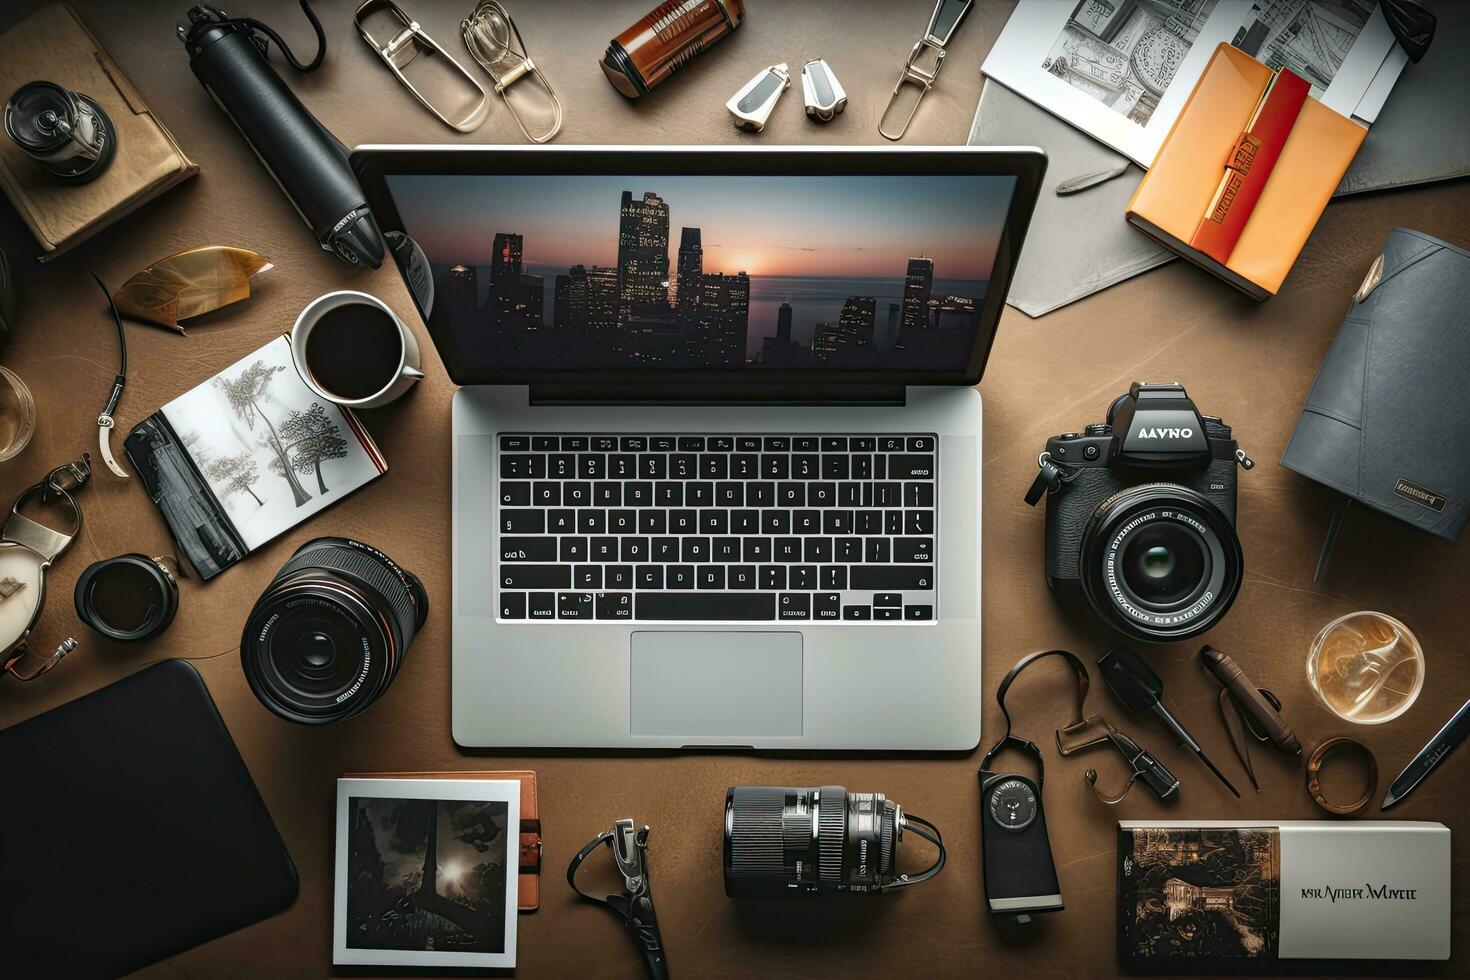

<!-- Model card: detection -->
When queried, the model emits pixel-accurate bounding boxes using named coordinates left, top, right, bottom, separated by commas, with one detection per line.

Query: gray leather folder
left=1282, top=228, right=1470, bottom=544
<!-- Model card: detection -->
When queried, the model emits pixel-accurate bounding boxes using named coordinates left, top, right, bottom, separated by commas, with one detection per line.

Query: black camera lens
left=241, top=537, right=427, bottom=724
left=1080, top=484, right=1242, bottom=643
left=74, top=554, right=178, bottom=642
left=723, top=786, right=945, bottom=897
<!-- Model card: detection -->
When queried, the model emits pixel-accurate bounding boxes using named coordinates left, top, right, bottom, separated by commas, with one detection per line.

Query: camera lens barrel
left=241, top=538, right=427, bottom=725
left=724, top=786, right=901, bottom=896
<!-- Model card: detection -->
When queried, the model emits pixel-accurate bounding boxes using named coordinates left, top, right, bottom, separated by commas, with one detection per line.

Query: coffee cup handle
left=403, top=365, right=424, bottom=380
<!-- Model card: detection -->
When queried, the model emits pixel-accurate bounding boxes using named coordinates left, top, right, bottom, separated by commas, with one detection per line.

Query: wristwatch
left=1305, top=736, right=1378, bottom=816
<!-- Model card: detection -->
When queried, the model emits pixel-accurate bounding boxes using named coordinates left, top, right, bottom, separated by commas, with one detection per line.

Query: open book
left=125, top=335, right=387, bottom=579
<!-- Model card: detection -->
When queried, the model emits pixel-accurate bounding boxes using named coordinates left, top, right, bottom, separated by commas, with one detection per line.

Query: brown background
left=1, top=1, right=1467, bottom=977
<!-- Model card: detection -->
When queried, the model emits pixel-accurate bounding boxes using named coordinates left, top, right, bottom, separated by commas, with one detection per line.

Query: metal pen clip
left=610, top=818, right=647, bottom=891
left=355, top=0, right=489, bottom=133
left=461, top=0, right=562, bottom=143
left=879, top=0, right=974, bottom=141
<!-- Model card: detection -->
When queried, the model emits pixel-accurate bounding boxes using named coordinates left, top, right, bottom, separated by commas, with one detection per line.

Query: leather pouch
left=1281, top=227, right=1470, bottom=543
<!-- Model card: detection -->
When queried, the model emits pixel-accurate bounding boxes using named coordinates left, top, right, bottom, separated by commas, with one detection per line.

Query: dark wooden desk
left=1, top=1, right=1466, bottom=976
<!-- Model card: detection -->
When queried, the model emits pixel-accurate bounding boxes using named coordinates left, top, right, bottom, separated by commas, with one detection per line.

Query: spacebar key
left=636, top=592, right=776, bottom=620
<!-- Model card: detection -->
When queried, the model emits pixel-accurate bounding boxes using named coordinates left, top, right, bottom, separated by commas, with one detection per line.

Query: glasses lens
left=1120, top=525, right=1207, bottom=607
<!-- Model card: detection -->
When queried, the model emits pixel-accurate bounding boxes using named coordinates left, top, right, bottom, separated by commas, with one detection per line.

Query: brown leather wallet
left=1305, top=737, right=1377, bottom=816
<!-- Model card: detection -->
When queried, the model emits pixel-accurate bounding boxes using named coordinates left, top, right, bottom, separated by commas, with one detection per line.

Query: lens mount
left=1080, top=483, right=1242, bottom=642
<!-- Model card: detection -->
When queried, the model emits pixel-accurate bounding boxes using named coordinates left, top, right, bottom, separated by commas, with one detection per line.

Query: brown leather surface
left=0, top=2, right=1466, bottom=977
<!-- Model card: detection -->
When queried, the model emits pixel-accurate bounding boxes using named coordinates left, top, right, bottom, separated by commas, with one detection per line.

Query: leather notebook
left=1127, top=44, right=1366, bottom=301
left=0, top=4, right=198, bottom=260
left=0, top=660, right=298, bottom=977
left=1282, top=228, right=1470, bottom=547
left=344, top=770, right=542, bottom=910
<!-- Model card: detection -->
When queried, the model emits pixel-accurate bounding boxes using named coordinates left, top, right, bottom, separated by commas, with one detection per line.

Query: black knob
left=1085, top=423, right=1111, bottom=435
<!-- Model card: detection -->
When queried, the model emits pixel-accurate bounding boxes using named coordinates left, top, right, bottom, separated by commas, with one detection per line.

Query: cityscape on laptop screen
left=386, top=174, right=1017, bottom=372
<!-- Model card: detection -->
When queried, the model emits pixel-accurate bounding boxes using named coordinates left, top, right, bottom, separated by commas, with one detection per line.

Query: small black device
left=1099, top=646, right=1241, bottom=798
left=1028, top=381, right=1251, bottom=643
left=723, top=786, right=946, bottom=896
left=240, top=537, right=427, bottom=724
left=567, top=819, right=669, bottom=980
left=979, top=650, right=1074, bottom=922
left=74, top=553, right=179, bottom=642
left=178, top=2, right=384, bottom=268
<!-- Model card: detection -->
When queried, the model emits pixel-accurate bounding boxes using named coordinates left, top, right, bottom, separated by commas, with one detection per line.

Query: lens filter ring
left=1080, top=483, right=1242, bottom=642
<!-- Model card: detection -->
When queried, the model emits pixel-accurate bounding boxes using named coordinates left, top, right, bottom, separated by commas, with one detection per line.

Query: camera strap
left=567, top=820, right=669, bottom=980
left=983, top=649, right=1180, bottom=805
left=198, top=1, right=326, bottom=72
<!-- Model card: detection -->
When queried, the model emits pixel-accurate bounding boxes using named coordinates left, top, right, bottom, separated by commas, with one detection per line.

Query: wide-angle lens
left=1080, top=484, right=1242, bottom=643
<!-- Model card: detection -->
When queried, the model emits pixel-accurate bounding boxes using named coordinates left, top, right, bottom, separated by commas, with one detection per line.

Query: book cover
left=124, top=335, right=386, bottom=579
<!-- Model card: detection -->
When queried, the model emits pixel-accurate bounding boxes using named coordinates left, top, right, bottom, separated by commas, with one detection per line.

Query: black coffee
left=88, top=561, right=161, bottom=633
left=304, top=303, right=402, bottom=401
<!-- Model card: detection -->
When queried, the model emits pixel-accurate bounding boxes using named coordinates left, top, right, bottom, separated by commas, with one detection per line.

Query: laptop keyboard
left=495, top=434, right=937, bottom=623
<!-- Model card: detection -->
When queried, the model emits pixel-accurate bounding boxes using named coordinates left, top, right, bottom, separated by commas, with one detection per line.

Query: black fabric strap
left=981, top=649, right=1092, bottom=786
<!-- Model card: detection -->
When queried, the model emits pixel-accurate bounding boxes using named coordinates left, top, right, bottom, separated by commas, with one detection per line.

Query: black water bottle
left=179, top=5, right=384, bottom=268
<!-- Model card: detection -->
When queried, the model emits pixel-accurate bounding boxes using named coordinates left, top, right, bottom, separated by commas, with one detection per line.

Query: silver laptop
left=352, top=145, right=1044, bottom=749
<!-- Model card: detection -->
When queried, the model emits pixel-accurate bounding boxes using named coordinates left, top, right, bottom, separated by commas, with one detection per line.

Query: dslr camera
left=1030, top=382, right=1251, bottom=643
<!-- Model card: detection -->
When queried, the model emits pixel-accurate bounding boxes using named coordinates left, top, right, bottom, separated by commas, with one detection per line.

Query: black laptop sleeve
left=0, top=660, right=298, bottom=977
left=1281, top=227, right=1470, bottom=542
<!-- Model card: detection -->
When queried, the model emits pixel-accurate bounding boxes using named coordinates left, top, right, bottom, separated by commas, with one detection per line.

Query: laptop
left=352, top=145, right=1045, bottom=749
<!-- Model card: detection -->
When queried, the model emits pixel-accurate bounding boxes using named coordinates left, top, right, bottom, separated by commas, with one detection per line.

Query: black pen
left=1381, top=697, right=1470, bottom=810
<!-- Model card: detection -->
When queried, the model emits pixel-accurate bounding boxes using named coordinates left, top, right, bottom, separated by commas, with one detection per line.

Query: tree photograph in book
left=158, top=336, right=384, bottom=551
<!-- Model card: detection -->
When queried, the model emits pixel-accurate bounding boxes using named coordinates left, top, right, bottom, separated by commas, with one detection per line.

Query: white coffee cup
left=290, top=290, right=423, bottom=409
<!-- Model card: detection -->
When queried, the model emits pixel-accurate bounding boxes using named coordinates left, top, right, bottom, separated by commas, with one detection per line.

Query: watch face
left=987, top=778, right=1038, bottom=832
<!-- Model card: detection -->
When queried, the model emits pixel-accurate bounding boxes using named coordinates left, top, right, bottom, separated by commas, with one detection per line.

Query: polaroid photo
left=334, top=778, right=520, bottom=968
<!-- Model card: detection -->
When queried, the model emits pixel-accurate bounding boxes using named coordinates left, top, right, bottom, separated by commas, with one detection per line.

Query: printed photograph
left=1041, top=0, right=1220, bottom=127
left=386, top=173, right=1017, bottom=372
left=160, top=337, right=383, bottom=550
left=1230, top=0, right=1373, bottom=96
left=1120, top=826, right=1281, bottom=961
left=346, top=796, right=511, bottom=955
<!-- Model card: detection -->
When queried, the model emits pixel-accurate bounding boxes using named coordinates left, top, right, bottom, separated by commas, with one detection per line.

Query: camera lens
left=241, top=538, right=427, bottom=724
left=724, top=786, right=944, bottom=897
left=1080, top=484, right=1242, bottom=642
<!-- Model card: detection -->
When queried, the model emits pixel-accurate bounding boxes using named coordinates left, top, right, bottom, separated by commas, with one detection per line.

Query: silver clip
left=879, top=0, right=974, bottom=141
left=800, top=59, right=847, bottom=122
left=355, top=0, right=489, bottom=133
left=461, top=0, right=562, bottom=143
left=727, top=63, right=790, bottom=132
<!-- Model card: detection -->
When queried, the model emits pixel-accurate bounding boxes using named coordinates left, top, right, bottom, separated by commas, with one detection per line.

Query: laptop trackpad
left=631, top=632, right=802, bottom=738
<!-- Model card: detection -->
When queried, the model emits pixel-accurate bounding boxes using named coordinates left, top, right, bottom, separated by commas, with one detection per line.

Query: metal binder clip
left=727, top=63, right=790, bottom=132
left=461, top=0, right=562, bottom=143
left=879, top=0, right=974, bottom=141
left=800, top=59, right=846, bottom=122
left=355, top=0, right=489, bottom=133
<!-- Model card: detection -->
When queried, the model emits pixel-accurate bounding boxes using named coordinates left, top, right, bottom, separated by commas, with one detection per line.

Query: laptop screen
left=381, top=172, right=1019, bottom=376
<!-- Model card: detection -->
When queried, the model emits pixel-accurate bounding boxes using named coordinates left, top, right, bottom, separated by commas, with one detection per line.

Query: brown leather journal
left=343, top=770, right=541, bottom=911
left=0, top=4, right=197, bottom=261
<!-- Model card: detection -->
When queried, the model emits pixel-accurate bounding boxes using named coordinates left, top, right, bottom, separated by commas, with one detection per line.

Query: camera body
left=1039, top=382, right=1247, bottom=643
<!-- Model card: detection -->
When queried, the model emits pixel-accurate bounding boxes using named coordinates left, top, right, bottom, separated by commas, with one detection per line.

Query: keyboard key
left=762, top=510, right=791, bottom=534
left=835, top=538, right=861, bottom=562
left=667, top=565, right=695, bottom=589
left=793, top=510, right=820, bottom=534
left=609, top=454, right=637, bottom=478
left=820, top=455, right=849, bottom=480
left=608, top=510, right=636, bottom=534
left=502, top=509, right=546, bottom=533
left=778, top=593, right=810, bottom=620
left=592, top=436, right=618, bottom=451
left=652, top=537, right=679, bottom=561
left=651, top=436, right=677, bottom=451
left=620, top=537, right=649, bottom=562
left=500, top=537, right=556, bottom=561
left=852, top=566, right=934, bottom=591
left=880, top=437, right=904, bottom=452
left=731, top=454, right=758, bottom=478
left=875, top=606, right=902, bottom=620
left=793, top=436, right=820, bottom=452
left=874, top=593, right=903, bottom=608
left=748, top=482, right=775, bottom=507
left=808, top=482, right=835, bottom=506
left=821, top=437, right=847, bottom=452
left=716, top=482, right=743, bottom=507
left=876, top=482, right=902, bottom=507
left=561, top=436, right=588, bottom=451
left=500, top=435, right=529, bottom=451
left=596, top=592, right=633, bottom=619
left=532, top=436, right=558, bottom=451
left=764, top=437, right=790, bottom=452
left=894, top=537, right=934, bottom=562
left=774, top=537, right=800, bottom=561
left=620, top=436, right=647, bottom=451
left=528, top=592, right=556, bottom=619
left=606, top=565, right=633, bottom=588
left=842, top=605, right=871, bottom=620
left=731, top=510, right=759, bottom=534
left=687, top=482, right=714, bottom=507
left=792, top=454, right=819, bottom=478
left=743, top=537, right=771, bottom=562
left=700, top=510, right=729, bottom=534
left=803, top=537, right=833, bottom=562
left=814, top=593, right=841, bottom=619
left=500, top=481, right=530, bottom=505
left=575, top=566, right=602, bottom=589
left=549, top=509, right=576, bottom=533
left=500, top=455, right=545, bottom=479
left=790, top=566, right=817, bottom=589
left=852, top=455, right=873, bottom=479
left=549, top=454, right=576, bottom=478
left=560, top=537, right=588, bottom=562
left=677, top=436, right=704, bottom=451
left=637, top=592, right=775, bottom=620
left=670, top=510, right=696, bottom=533
left=885, top=511, right=904, bottom=535
left=533, top=482, right=560, bottom=506
left=713, top=537, right=740, bottom=561
left=904, top=482, right=935, bottom=507
left=579, top=510, right=608, bottom=534
left=865, top=538, right=891, bottom=563
left=625, top=482, right=653, bottom=507
left=820, top=566, right=847, bottom=590
left=564, top=482, right=591, bottom=506
left=591, top=537, right=618, bottom=561
left=890, top=455, right=935, bottom=479
left=728, top=565, right=757, bottom=589
left=761, top=455, right=790, bottom=479
left=595, top=482, right=622, bottom=506
left=822, top=510, right=851, bottom=534
left=908, top=436, right=935, bottom=452
left=501, top=565, right=570, bottom=589
left=656, top=482, right=683, bottom=507
left=760, top=565, right=786, bottom=589
left=681, top=537, right=710, bottom=562
left=905, top=510, right=934, bottom=534
left=639, top=510, right=667, bottom=534
left=558, top=592, right=594, bottom=619
left=839, top=482, right=861, bottom=507
left=637, top=566, right=664, bottom=589
left=500, top=592, right=526, bottom=618
left=670, top=453, right=697, bottom=478
left=699, top=454, right=728, bottom=479
left=709, top=436, right=734, bottom=452
left=905, top=605, right=934, bottom=620
left=856, top=510, right=881, bottom=534
left=698, top=566, right=725, bottom=590
left=639, top=455, right=667, bottom=480
left=737, top=437, right=761, bottom=451
left=778, top=482, right=806, bottom=507
left=851, top=437, right=876, bottom=452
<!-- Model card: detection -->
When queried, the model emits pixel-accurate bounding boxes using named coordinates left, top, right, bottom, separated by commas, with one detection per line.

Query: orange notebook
left=345, top=770, right=542, bottom=911
left=1127, top=44, right=1366, bottom=301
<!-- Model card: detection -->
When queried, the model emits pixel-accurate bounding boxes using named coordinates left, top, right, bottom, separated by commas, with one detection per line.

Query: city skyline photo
left=386, top=173, right=1017, bottom=370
